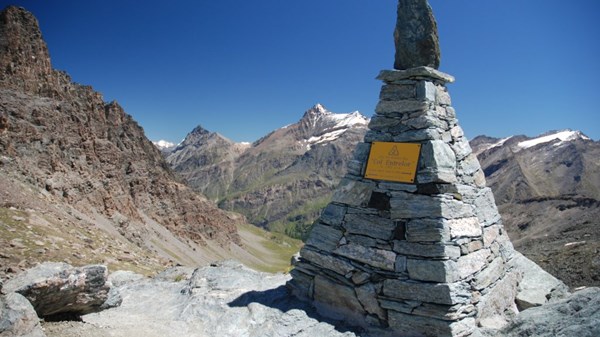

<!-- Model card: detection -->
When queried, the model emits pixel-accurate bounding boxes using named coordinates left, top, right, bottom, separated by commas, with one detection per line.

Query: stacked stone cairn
left=288, top=67, right=520, bottom=336
left=288, top=3, right=520, bottom=336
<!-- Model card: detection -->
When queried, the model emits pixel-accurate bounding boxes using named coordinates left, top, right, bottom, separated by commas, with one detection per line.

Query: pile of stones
left=288, top=66, right=521, bottom=337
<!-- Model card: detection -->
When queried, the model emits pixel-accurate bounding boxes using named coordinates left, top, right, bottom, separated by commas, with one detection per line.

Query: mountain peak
left=301, top=103, right=330, bottom=121
left=190, top=125, right=212, bottom=136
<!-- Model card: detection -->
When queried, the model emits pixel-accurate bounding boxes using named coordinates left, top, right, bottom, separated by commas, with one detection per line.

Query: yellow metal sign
left=364, top=142, right=421, bottom=183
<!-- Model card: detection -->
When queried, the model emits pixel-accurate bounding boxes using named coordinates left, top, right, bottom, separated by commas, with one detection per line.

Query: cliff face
left=0, top=6, right=239, bottom=258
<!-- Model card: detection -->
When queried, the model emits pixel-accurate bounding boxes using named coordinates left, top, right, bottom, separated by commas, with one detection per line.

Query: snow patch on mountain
left=517, top=130, right=590, bottom=149
left=300, top=107, right=369, bottom=149
left=153, top=140, right=176, bottom=150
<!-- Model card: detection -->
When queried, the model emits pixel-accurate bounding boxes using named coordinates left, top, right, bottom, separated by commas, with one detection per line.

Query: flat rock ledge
left=0, top=260, right=587, bottom=337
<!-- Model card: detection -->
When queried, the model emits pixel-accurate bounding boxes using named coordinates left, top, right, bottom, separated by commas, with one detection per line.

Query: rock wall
left=288, top=67, right=519, bottom=337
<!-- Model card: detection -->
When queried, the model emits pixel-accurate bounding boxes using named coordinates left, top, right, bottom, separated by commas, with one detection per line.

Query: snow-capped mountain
left=472, top=129, right=591, bottom=155
left=166, top=104, right=369, bottom=238
left=473, top=130, right=599, bottom=287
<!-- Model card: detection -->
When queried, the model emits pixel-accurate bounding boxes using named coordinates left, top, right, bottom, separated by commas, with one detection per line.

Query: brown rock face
left=394, top=0, right=441, bottom=70
left=0, top=6, right=239, bottom=248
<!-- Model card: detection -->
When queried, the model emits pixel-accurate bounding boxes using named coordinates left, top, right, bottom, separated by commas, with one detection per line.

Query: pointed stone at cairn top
left=394, top=0, right=441, bottom=70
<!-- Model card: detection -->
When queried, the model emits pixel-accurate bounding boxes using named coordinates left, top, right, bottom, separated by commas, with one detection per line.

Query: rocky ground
left=0, top=260, right=596, bottom=337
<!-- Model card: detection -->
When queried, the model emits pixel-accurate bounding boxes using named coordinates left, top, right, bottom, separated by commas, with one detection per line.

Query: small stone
left=301, top=248, right=355, bottom=277
left=448, top=217, right=482, bottom=239
left=320, top=204, right=347, bottom=226
left=378, top=68, right=455, bottom=84
left=380, top=84, right=416, bottom=101
left=394, top=241, right=460, bottom=259
left=375, top=100, right=429, bottom=116
left=416, top=81, right=436, bottom=102
left=383, top=279, right=471, bottom=305
left=304, top=223, right=343, bottom=252
left=334, top=243, right=396, bottom=271
left=407, top=258, right=458, bottom=283
left=456, top=249, right=491, bottom=280
left=343, top=213, right=396, bottom=241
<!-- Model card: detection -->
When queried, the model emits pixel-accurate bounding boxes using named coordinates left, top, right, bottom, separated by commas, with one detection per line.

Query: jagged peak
left=189, top=124, right=212, bottom=136
left=301, top=103, right=331, bottom=121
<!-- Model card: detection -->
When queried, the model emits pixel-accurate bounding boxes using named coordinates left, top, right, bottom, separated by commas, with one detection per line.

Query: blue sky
left=5, top=0, right=599, bottom=142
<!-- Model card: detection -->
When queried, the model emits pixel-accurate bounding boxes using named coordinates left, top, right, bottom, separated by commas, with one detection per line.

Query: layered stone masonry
left=288, top=66, right=519, bottom=337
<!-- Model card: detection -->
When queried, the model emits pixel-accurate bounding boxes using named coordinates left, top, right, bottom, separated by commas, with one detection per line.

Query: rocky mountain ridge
left=472, top=129, right=600, bottom=287
left=0, top=5, right=300, bottom=278
left=166, top=103, right=369, bottom=238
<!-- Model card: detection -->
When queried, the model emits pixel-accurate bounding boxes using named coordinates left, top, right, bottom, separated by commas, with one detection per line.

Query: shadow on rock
left=228, top=284, right=365, bottom=337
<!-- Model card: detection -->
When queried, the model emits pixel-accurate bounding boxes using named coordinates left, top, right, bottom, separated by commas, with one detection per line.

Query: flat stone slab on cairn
left=288, top=67, right=520, bottom=336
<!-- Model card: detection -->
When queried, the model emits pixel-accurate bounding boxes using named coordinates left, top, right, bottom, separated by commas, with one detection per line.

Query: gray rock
left=332, top=178, right=374, bottom=208
left=334, top=243, right=397, bottom=271
left=388, top=310, right=475, bottom=337
left=313, top=275, right=366, bottom=325
left=0, top=293, right=45, bottom=337
left=418, top=140, right=457, bottom=183
left=394, top=241, right=460, bottom=259
left=380, top=84, right=416, bottom=101
left=79, top=261, right=359, bottom=337
left=473, top=257, right=505, bottom=290
left=154, top=266, right=195, bottom=282
left=383, top=279, right=471, bottom=305
left=509, top=252, right=570, bottom=310
left=4, top=262, right=109, bottom=317
left=108, top=270, right=145, bottom=287
left=407, top=259, right=458, bottom=283
left=390, top=192, right=474, bottom=219
left=305, top=223, right=343, bottom=252
left=301, top=248, right=355, bottom=276
left=393, top=0, right=440, bottom=70
left=499, top=287, right=600, bottom=337
left=320, top=204, right=347, bottom=226
left=378, top=67, right=455, bottom=84
left=456, top=248, right=491, bottom=280
left=476, top=272, right=519, bottom=330
left=375, top=100, right=429, bottom=116
left=343, top=213, right=396, bottom=240
left=448, top=217, right=482, bottom=239
left=405, top=218, right=451, bottom=242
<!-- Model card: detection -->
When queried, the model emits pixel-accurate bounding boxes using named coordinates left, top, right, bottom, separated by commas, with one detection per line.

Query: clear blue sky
left=4, top=0, right=599, bottom=142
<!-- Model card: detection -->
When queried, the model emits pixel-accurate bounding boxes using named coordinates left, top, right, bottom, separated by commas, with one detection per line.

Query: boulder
left=509, top=252, right=570, bottom=310
left=0, top=292, right=45, bottom=337
left=499, top=287, right=600, bottom=337
left=3, top=262, right=110, bottom=317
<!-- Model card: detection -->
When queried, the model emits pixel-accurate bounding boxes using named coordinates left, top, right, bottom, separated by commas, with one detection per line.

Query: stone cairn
left=288, top=1, right=520, bottom=336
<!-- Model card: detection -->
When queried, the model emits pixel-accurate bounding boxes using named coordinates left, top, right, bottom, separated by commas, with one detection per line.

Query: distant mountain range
left=164, top=104, right=368, bottom=238
left=164, top=119, right=600, bottom=286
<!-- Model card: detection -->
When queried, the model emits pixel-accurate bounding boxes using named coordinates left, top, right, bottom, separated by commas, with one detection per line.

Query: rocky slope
left=0, top=6, right=300, bottom=278
left=167, top=104, right=368, bottom=239
left=472, top=130, right=600, bottom=287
